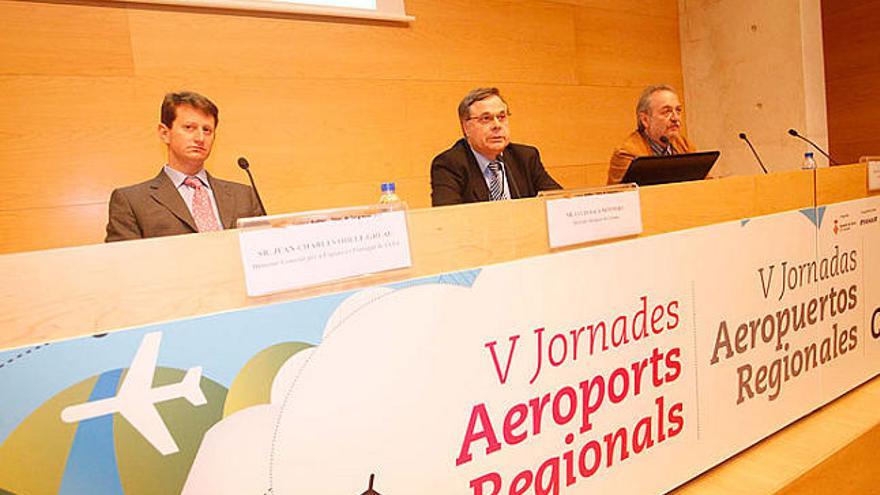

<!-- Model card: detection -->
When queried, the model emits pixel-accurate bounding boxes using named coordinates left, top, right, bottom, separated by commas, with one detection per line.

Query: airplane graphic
left=60, top=332, right=207, bottom=455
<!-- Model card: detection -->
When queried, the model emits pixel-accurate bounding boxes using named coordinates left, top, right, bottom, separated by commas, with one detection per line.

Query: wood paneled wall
left=0, top=0, right=684, bottom=253
left=822, top=0, right=880, bottom=164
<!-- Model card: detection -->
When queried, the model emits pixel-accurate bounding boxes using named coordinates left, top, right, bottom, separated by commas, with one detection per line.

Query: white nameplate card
left=868, top=159, right=880, bottom=192
left=239, top=209, right=412, bottom=296
left=545, top=189, right=642, bottom=248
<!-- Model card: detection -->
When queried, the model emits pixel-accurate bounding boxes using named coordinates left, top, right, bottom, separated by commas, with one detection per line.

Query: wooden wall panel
left=0, top=203, right=108, bottom=253
left=822, top=0, right=880, bottom=164
left=574, top=6, right=683, bottom=88
left=0, top=0, right=684, bottom=253
left=546, top=163, right=588, bottom=189
left=0, top=0, right=133, bottom=76
left=126, top=0, right=580, bottom=84
left=505, top=83, right=641, bottom=165
left=822, top=1, right=880, bottom=79
left=821, top=73, right=880, bottom=159
left=558, top=0, right=679, bottom=17
left=585, top=162, right=611, bottom=184
left=0, top=76, right=150, bottom=210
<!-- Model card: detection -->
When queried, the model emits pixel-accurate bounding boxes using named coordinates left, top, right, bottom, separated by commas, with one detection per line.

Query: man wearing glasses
left=607, top=84, right=696, bottom=184
left=430, top=87, right=561, bottom=206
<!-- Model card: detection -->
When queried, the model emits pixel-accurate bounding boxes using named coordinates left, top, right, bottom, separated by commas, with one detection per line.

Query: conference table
left=0, top=164, right=876, bottom=494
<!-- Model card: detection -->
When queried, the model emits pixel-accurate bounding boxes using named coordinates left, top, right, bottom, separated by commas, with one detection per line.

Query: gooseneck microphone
left=787, top=129, right=839, bottom=165
left=237, top=156, right=267, bottom=216
left=738, top=132, right=769, bottom=174
left=497, top=153, right=521, bottom=199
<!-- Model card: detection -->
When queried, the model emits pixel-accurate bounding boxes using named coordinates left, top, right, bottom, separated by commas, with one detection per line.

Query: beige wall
left=0, top=0, right=683, bottom=254
left=678, top=0, right=829, bottom=177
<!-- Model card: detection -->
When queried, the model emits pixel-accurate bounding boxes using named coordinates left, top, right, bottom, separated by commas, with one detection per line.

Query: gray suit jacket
left=105, top=170, right=263, bottom=242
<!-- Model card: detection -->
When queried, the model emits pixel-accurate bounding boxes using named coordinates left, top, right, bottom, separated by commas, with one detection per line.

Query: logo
left=855, top=207, right=877, bottom=229
left=872, top=307, right=880, bottom=340
left=833, top=213, right=856, bottom=234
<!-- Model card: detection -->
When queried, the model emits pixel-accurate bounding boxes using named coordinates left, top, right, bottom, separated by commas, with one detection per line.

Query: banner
left=1, top=197, right=877, bottom=494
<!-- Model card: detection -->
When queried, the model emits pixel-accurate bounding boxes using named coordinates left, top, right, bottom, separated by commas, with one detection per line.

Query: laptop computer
left=621, top=151, right=720, bottom=186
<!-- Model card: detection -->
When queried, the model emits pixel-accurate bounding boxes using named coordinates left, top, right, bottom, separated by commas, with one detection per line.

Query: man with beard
left=608, top=84, right=696, bottom=185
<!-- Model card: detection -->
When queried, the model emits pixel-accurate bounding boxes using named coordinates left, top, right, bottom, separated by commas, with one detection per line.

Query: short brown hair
left=161, top=91, right=219, bottom=128
left=457, top=87, right=509, bottom=122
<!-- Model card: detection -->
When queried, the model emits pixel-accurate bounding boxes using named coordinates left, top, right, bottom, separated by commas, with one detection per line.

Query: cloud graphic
left=323, top=287, right=395, bottom=340
left=186, top=247, right=701, bottom=494
left=182, top=287, right=396, bottom=494
left=181, top=404, right=275, bottom=494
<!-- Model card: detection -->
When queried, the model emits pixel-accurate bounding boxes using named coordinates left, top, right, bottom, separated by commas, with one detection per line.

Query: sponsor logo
left=873, top=307, right=880, bottom=340
left=833, top=213, right=856, bottom=234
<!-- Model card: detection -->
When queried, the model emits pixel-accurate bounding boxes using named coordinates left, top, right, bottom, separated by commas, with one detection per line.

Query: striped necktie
left=487, top=161, right=503, bottom=201
left=649, top=137, right=674, bottom=156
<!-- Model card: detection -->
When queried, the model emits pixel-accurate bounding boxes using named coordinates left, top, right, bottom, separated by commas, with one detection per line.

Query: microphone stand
left=237, top=157, right=268, bottom=216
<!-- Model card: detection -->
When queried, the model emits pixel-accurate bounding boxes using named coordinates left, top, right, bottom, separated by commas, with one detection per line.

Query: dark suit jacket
left=105, top=170, right=263, bottom=242
left=430, top=139, right=562, bottom=206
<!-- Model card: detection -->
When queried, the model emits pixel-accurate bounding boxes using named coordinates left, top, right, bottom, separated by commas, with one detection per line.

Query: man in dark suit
left=430, top=87, right=561, bottom=206
left=105, top=92, right=264, bottom=242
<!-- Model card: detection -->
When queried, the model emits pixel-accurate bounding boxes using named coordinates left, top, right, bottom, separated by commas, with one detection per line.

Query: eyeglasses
left=657, top=107, right=683, bottom=119
left=466, top=112, right=510, bottom=126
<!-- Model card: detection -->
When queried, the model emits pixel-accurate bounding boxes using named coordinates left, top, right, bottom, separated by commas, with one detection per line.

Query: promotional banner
left=0, top=197, right=877, bottom=495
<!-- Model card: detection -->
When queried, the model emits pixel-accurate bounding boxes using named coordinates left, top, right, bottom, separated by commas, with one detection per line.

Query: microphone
left=237, top=156, right=267, bottom=216
left=738, top=132, right=769, bottom=174
left=497, top=153, right=521, bottom=199
left=361, top=474, right=380, bottom=495
left=787, top=129, right=839, bottom=165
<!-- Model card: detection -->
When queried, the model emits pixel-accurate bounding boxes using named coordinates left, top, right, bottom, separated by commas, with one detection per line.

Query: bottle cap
left=805, top=152, right=814, bottom=158
left=381, top=182, right=396, bottom=193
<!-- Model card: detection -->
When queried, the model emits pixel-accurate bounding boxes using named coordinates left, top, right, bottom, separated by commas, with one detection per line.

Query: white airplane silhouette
left=61, top=331, right=207, bottom=455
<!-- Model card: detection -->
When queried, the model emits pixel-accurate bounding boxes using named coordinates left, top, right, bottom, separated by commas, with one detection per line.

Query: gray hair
left=457, top=87, right=509, bottom=122
left=636, top=84, right=677, bottom=131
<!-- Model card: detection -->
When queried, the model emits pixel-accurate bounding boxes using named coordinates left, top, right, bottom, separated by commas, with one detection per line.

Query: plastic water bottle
left=802, top=152, right=817, bottom=170
left=378, top=182, right=401, bottom=204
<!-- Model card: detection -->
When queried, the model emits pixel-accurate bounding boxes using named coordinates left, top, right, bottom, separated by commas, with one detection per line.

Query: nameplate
left=239, top=209, right=412, bottom=296
left=869, top=160, right=880, bottom=192
left=545, top=189, right=642, bottom=248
